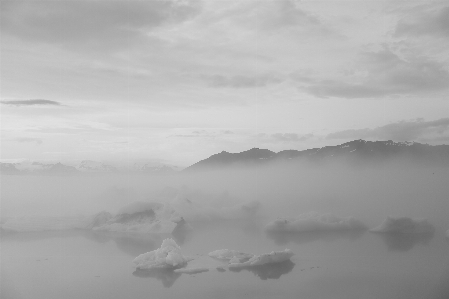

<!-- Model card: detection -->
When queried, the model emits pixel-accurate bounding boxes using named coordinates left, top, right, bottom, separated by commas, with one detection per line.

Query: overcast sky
left=1, top=0, right=448, bottom=166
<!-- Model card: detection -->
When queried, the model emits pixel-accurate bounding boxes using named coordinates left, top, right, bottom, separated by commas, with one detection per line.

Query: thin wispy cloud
left=271, top=133, right=314, bottom=142
left=257, top=133, right=315, bottom=143
left=0, top=0, right=201, bottom=52
left=300, top=47, right=449, bottom=99
left=326, top=118, right=449, bottom=142
left=203, top=74, right=283, bottom=88
left=395, top=5, right=449, bottom=38
left=1, top=99, right=62, bottom=106
left=14, top=137, right=43, bottom=145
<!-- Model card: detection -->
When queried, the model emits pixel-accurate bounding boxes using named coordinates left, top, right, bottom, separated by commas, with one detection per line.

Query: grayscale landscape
left=1, top=1, right=449, bottom=299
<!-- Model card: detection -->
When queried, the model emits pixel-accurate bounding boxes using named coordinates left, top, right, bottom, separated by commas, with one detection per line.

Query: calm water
left=2, top=220, right=449, bottom=299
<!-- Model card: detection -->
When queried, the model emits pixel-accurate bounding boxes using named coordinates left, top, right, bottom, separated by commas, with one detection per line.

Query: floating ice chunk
left=370, top=216, right=435, bottom=234
left=169, top=196, right=262, bottom=222
left=85, top=211, right=112, bottom=229
left=208, top=248, right=294, bottom=269
left=92, top=202, right=179, bottom=234
left=133, top=238, right=190, bottom=270
left=265, top=212, right=366, bottom=233
left=208, top=249, right=254, bottom=263
left=174, top=267, right=209, bottom=274
left=228, top=249, right=294, bottom=269
left=446, top=229, right=449, bottom=238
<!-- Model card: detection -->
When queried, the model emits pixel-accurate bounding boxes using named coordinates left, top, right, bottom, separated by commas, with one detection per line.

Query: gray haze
left=2, top=159, right=448, bottom=231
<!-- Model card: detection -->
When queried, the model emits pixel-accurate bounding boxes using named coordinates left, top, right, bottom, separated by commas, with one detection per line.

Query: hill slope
left=184, top=140, right=449, bottom=171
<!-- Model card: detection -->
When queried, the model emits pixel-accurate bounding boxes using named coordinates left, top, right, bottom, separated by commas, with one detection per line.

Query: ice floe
left=370, top=216, right=435, bottom=234
left=133, top=238, right=295, bottom=280
left=133, top=238, right=191, bottom=270
left=265, top=212, right=366, bottom=233
left=208, top=248, right=294, bottom=268
left=446, top=229, right=449, bottom=238
left=90, top=202, right=180, bottom=234
left=208, top=249, right=254, bottom=263
left=174, top=267, right=209, bottom=274
left=228, top=249, right=294, bottom=268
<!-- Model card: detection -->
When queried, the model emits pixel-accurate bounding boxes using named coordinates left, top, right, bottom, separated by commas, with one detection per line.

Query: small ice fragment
left=445, top=229, right=449, bottom=239
left=265, top=212, right=366, bottom=233
left=370, top=216, right=435, bottom=234
left=228, top=249, right=294, bottom=268
left=174, top=267, right=209, bottom=274
left=133, top=238, right=189, bottom=269
left=208, top=249, right=254, bottom=263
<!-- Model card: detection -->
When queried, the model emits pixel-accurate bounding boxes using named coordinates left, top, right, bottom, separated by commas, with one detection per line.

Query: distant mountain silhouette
left=184, top=140, right=449, bottom=171
left=42, top=162, right=79, bottom=174
left=133, top=163, right=177, bottom=174
left=0, top=162, right=79, bottom=175
left=77, top=160, right=117, bottom=173
left=0, top=163, right=21, bottom=175
left=0, top=160, right=179, bottom=175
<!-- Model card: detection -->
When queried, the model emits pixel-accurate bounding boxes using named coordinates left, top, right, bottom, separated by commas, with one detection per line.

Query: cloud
left=256, top=133, right=314, bottom=143
left=301, top=47, right=449, bottom=98
left=0, top=0, right=201, bottom=51
left=14, top=137, right=43, bottom=145
left=1, top=99, right=62, bottom=106
left=326, top=118, right=449, bottom=142
left=271, top=133, right=313, bottom=142
left=395, top=6, right=449, bottom=38
left=203, top=74, right=283, bottom=88
left=254, top=0, right=321, bottom=31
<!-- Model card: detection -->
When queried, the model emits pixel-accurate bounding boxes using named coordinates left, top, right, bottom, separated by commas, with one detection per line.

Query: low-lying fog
left=2, top=159, right=448, bottom=231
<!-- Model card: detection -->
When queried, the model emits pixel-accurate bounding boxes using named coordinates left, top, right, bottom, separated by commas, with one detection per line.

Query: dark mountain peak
left=184, top=140, right=449, bottom=171
left=0, top=162, right=20, bottom=175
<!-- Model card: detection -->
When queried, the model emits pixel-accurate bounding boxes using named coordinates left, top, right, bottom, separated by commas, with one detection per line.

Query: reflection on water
left=374, top=232, right=434, bottom=251
left=88, top=231, right=166, bottom=256
left=265, top=230, right=366, bottom=246
left=112, top=235, right=160, bottom=256
left=133, top=268, right=182, bottom=288
left=171, top=218, right=193, bottom=245
left=0, top=229, right=88, bottom=241
left=431, top=262, right=449, bottom=299
left=229, top=260, right=295, bottom=280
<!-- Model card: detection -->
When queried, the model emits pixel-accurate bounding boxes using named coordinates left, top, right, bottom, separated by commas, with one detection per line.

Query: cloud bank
left=326, top=118, right=449, bottom=143
left=1, top=99, right=62, bottom=106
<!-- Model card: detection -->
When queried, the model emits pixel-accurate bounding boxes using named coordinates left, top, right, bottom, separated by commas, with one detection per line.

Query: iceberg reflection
left=229, top=259, right=295, bottom=280
left=132, top=268, right=182, bottom=288
left=375, top=231, right=434, bottom=251
left=266, top=230, right=365, bottom=245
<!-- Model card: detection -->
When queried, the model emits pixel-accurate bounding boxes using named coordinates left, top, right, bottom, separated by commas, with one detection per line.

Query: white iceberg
left=133, top=238, right=190, bottom=270
left=265, top=212, right=366, bottom=233
left=208, top=248, right=294, bottom=268
left=228, top=249, right=294, bottom=269
left=91, top=202, right=180, bottom=234
left=370, top=216, right=435, bottom=234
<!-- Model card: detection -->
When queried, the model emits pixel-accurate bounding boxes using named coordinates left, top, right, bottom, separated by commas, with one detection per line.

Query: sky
left=1, top=0, right=448, bottom=167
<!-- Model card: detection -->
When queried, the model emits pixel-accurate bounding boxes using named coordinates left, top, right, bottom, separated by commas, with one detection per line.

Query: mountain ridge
left=184, top=139, right=449, bottom=171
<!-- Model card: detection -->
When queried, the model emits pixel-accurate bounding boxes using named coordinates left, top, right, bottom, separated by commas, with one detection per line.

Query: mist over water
left=2, top=159, right=448, bottom=230
left=2, top=159, right=449, bottom=299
